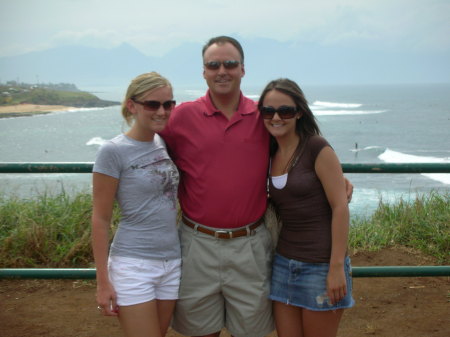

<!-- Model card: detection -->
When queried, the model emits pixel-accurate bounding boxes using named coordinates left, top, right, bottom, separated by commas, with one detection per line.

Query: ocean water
left=0, top=83, right=449, bottom=218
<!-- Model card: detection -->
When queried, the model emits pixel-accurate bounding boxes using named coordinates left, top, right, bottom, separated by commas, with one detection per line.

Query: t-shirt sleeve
left=310, top=136, right=332, bottom=162
left=92, top=141, right=122, bottom=179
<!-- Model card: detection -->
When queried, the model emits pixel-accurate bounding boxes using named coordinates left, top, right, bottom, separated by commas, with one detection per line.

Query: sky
left=1, top=0, right=449, bottom=58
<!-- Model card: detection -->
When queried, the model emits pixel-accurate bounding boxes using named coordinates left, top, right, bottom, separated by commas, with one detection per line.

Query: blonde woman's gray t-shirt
left=93, top=134, right=180, bottom=260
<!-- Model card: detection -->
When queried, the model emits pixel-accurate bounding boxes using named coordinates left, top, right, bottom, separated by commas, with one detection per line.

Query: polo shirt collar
left=203, top=90, right=257, bottom=117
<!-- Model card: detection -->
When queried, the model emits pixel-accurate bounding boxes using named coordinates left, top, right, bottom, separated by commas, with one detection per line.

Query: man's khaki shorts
left=172, top=219, right=274, bottom=337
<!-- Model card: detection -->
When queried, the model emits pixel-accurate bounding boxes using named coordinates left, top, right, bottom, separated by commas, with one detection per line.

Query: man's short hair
left=202, top=36, right=245, bottom=64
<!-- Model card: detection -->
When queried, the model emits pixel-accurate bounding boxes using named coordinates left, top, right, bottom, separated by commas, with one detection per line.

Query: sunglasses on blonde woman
left=132, top=99, right=176, bottom=111
left=260, top=106, right=298, bottom=119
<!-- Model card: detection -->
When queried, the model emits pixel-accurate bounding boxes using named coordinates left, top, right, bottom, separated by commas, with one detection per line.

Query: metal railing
left=0, top=162, right=449, bottom=279
left=1, top=162, right=449, bottom=174
left=1, top=266, right=449, bottom=279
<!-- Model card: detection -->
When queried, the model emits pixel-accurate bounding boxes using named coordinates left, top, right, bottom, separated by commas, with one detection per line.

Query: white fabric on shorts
left=108, top=255, right=181, bottom=306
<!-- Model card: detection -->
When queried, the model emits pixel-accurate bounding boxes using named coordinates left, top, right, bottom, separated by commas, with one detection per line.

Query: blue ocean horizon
left=0, top=83, right=449, bottom=219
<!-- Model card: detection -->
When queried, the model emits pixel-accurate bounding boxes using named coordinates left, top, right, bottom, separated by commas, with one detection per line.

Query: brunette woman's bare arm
left=315, top=146, right=350, bottom=305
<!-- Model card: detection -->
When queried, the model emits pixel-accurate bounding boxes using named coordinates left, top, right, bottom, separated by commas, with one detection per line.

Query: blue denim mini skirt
left=269, top=253, right=355, bottom=311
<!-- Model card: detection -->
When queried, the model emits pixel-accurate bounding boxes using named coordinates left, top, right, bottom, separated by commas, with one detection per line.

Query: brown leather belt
left=182, top=216, right=263, bottom=239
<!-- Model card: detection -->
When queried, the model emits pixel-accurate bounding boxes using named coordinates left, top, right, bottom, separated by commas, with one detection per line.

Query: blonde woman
left=92, top=72, right=180, bottom=337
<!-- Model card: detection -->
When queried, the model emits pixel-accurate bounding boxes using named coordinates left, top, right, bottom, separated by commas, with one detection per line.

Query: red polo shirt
left=160, top=90, right=269, bottom=228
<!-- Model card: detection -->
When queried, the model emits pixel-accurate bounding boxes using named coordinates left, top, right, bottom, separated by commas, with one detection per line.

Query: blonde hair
left=121, top=72, right=172, bottom=126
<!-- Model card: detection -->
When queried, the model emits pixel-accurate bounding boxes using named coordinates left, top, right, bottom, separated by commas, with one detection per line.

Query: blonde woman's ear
left=126, top=99, right=136, bottom=114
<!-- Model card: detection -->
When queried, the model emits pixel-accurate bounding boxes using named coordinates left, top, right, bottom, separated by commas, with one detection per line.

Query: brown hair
left=202, top=36, right=245, bottom=63
left=258, top=78, right=321, bottom=169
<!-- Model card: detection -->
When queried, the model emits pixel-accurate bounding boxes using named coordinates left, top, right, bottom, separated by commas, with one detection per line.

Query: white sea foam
left=74, top=107, right=110, bottom=111
left=310, top=100, right=384, bottom=116
left=422, top=173, right=450, bottom=185
left=379, top=149, right=449, bottom=163
left=312, top=101, right=362, bottom=109
left=183, top=89, right=205, bottom=97
left=33, top=107, right=111, bottom=118
left=379, top=148, right=450, bottom=185
left=350, top=145, right=385, bottom=153
left=312, top=109, right=386, bottom=116
left=86, top=137, right=107, bottom=146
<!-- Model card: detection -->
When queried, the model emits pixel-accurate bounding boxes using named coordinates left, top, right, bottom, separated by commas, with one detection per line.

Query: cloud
left=51, top=30, right=123, bottom=49
left=0, top=0, right=449, bottom=57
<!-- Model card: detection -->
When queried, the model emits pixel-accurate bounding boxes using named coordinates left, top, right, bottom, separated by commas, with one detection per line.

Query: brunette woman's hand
left=326, top=264, right=347, bottom=305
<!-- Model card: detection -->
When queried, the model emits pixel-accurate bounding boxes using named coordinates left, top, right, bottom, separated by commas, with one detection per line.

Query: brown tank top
left=269, top=135, right=332, bottom=263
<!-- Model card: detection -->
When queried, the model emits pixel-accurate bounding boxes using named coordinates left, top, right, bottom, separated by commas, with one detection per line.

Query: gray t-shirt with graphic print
left=93, top=133, right=180, bottom=260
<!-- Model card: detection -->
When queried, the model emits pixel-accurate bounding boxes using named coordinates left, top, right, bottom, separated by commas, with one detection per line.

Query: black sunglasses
left=260, top=106, right=298, bottom=119
left=132, top=99, right=176, bottom=111
left=204, top=60, right=241, bottom=70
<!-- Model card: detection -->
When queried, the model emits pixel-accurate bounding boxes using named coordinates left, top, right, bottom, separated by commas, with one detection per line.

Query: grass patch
left=0, top=191, right=120, bottom=268
left=0, top=191, right=448, bottom=267
left=349, top=191, right=449, bottom=264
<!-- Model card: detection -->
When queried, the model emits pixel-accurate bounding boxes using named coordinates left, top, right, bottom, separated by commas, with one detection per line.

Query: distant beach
left=0, top=104, right=75, bottom=118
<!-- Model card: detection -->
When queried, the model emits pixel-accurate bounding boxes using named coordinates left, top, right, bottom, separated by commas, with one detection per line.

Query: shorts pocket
left=179, top=225, right=195, bottom=260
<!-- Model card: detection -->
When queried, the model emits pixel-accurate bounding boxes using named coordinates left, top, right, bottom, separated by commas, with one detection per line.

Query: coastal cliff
left=0, top=82, right=120, bottom=117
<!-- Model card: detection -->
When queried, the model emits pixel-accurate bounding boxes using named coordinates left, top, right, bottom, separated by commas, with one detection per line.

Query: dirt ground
left=1, top=247, right=449, bottom=337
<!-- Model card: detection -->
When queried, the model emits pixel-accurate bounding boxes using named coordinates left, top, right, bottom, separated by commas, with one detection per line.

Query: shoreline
left=0, top=104, right=76, bottom=118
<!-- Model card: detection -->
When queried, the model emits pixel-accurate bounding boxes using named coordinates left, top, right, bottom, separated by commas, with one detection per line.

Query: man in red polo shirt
left=161, top=36, right=272, bottom=337
left=161, top=36, right=351, bottom=337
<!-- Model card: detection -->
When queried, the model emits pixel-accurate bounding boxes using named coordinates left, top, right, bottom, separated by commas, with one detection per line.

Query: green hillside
left=0, top=82, right=119, bottom=107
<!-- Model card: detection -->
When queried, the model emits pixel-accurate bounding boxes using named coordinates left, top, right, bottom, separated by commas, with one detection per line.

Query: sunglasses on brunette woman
left=260, top=106, right=298, bottom=119
left=132, top=99, right=176, bottom=111
left=204, top=60, right=241, bottom=70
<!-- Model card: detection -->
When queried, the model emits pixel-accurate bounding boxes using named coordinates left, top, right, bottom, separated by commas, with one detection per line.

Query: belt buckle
left=214, top=230, right=231, bottom=239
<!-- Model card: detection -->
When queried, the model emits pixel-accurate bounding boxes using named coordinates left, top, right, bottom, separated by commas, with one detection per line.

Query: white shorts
left=108, top=255, right=181, bottom=306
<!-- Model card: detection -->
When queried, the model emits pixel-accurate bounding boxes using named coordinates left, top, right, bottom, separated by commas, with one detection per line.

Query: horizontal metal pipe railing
left=1, top=266, right=449, bottom=279
left=0, top=162, right=448, bottom=279
left=0, top=162, right=450, bottom=173
left=0, top=162, right=94, bottom=173
left=0, top=269, right=97, bottom=279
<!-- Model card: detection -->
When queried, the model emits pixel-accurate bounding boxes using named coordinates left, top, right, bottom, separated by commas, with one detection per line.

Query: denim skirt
left=269, top=253, right=355, bottom=311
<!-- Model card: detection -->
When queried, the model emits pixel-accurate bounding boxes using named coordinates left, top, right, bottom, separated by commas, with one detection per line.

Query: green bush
left=0, top=192, right=120, bottom=268
left=349, top=191, right=449, bottom=263
left=0, top=191, right=448, bottom=267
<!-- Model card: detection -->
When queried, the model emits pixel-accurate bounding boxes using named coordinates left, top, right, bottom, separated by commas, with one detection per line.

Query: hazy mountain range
left=1, top=38, right=449, bottom=88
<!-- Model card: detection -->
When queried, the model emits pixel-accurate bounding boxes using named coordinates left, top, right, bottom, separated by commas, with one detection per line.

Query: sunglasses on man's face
left=132, top=99, right=176, bottom=111
left=260, top=106, right=298, bottom=119
left=204, top=60, right=241, bottom=70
